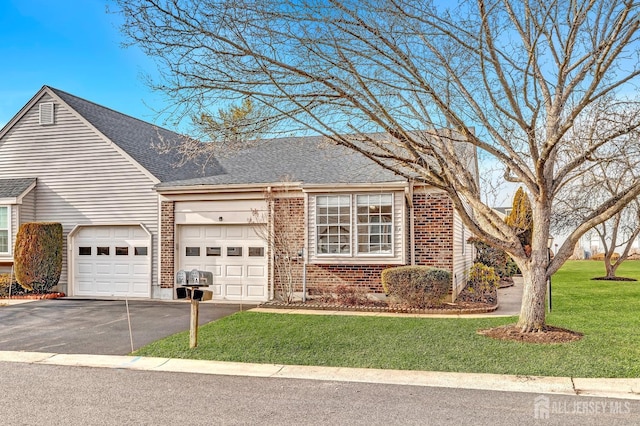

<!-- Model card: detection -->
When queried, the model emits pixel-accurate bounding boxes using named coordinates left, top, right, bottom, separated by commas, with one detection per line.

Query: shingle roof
left=48, top=87, right=223, bottom=182
left=156, top=136, right=405, bottom=188
left=49, top=87, right=404, bottom=187
left=0, top=178, right=36, bottom=199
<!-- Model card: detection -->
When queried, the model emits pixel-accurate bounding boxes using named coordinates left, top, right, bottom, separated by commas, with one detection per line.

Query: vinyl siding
left=307, top=191, right=405, bottom=264
left=19, top=190, right=36, bottom=223
left=0, top=93, right=159, bottom=295
left=452, top=207, right=474, bottom=298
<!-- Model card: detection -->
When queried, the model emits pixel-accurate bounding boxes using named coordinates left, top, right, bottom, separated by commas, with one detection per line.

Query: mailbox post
left=176, top=269, right=214, bottom=349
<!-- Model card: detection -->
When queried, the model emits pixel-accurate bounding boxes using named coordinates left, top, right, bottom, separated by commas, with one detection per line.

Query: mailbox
left=176, top=270, right=187, bottom=285
left=176, top=269, right=214, bottom=300
left=189, top=269, right=214, bottom=286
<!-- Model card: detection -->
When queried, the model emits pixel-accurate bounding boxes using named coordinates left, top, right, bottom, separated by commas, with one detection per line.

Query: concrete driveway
left=0, top=299, right=244, bottom=355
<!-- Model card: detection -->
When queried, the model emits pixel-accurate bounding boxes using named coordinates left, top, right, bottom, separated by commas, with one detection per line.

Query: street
left=0, top=362, right=636, bottom=425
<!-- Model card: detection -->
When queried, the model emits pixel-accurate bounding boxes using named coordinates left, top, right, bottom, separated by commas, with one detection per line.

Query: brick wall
left=412, top=192, right=454, bottom=270
left=160, top=201, right=175, bottom=289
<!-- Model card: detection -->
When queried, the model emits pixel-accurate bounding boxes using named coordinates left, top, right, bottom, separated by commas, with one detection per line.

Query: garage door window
left=79, top=247, right=92, bottom=256
left=186, top=247, right=200, bottom=256
left=116, top=247, right=129, bottom=256
left=206, top=247, right=221, bottom=256
left=0, top=206, right=9, bottom=254
left=97, top=247, right=110, bottom=256
left=135, top=247, right=148, bottom=256
left=227, top=247, right=243, bottom=256
left=249, top=247, right=265, bottom=257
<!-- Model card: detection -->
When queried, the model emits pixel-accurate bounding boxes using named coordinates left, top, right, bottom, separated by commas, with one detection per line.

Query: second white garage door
left=179, top=225, right=268, bottom=301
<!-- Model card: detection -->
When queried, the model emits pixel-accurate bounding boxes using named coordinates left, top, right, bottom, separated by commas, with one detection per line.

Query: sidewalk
left=0, top=350, right=638, bottom=400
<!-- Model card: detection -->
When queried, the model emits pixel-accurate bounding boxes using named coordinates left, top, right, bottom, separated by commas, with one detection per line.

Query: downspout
left=301, top=248, right=307, bottom=302
left=405, top=182, right=415, bottom=265
left=268, top=186, right=275, bottom=301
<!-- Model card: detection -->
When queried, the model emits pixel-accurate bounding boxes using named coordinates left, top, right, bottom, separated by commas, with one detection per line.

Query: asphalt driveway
left=0, top=299, right=243, bottom=355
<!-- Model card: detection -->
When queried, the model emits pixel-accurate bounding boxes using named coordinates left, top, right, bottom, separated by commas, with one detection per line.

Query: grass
left=134, top=260, right=640, bottom=378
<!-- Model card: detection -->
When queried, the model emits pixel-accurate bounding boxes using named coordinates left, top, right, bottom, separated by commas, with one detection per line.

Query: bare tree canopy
left=115, top=0, right=640, bottom=332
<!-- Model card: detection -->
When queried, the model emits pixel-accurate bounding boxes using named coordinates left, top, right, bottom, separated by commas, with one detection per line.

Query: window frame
left=314, top=193, right=395, bottom=260
left=0, top=205, right=11, bottom=255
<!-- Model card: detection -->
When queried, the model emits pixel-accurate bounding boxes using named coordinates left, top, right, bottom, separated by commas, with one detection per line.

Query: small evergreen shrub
left=0, top=273, right=19, bottom=297
left=381, top=266, right=451, bottom=308
left=14, top=222, right=63, bottom=293
left=457, top=263, right=499, bottom=304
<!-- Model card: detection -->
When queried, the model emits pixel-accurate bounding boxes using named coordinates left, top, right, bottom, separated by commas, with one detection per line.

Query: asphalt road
left=0, top=299, right=243, bottom=354
left=0, top=362, right=636, bottom=426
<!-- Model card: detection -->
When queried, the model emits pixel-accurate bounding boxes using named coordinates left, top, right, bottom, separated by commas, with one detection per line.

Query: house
left=0, top=86, right=476, bottom=301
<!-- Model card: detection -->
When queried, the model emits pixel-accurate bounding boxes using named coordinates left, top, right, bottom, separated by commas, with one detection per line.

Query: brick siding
left=160, top=201, right=175, bottom=289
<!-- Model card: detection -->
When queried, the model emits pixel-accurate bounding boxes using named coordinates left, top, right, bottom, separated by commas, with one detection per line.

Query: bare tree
left=115, top=0, right=640, bottom=332
left=555, top=151, right=640, bottom=279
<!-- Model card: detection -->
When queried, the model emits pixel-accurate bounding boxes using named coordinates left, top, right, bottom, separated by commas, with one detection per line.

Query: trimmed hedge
left=14, top=222, right=63, bottom=293
left=381, top=266, right=451, bottom=308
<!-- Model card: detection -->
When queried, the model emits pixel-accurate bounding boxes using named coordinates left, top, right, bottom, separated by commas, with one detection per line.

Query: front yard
left=134, top=260, right=640, bottom=378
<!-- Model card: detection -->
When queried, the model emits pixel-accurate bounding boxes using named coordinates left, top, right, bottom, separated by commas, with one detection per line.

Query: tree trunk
left=516, top=200, right=551, bottom=332
left=604, top=256, right=619, bottom=278
left=516, top=259, right=548, bottom=332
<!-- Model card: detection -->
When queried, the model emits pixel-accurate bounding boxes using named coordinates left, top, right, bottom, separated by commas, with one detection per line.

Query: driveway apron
left=0, top=300, right=243, bottom=355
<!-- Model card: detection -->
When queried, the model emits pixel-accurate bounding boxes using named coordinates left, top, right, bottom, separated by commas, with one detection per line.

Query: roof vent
left=39, top=102, right=55, bottom=125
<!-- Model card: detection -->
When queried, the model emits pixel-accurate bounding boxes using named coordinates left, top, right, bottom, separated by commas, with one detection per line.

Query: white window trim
left=0, top=205, right=11, bottom=255
left=314, top=193, right=395, bottom=259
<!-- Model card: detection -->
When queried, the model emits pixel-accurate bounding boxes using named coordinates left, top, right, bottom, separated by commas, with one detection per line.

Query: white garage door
left=179, top=225, right=268, bottom=301
left=72, top=225, right=151, bottom=298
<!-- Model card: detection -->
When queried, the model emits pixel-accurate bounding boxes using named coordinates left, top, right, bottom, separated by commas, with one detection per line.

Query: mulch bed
left=1, top=292, right=66, bottom=300
left=591, top=276, right=637, bottom=281
left=478, top=324, right=583, bottom=344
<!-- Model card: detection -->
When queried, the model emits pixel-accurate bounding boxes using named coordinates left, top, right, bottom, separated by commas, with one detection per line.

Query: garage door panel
left=225, top=284, right=243, bottom=296
left=247, top=265, right=265, bottom=278
left=247, top=284, right=266, bottom=297
left=225, top=265, right=243, bottom=277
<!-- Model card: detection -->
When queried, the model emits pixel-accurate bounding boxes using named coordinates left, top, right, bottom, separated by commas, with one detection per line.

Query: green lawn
left=134, top=260, right=640, bottom=378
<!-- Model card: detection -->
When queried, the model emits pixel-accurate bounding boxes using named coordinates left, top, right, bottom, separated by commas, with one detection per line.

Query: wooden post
left=189, top=298, right=199, bottom=348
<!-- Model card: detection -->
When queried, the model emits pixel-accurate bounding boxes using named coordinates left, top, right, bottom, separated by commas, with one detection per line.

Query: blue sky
left=0, top=0, right=162, bottom=129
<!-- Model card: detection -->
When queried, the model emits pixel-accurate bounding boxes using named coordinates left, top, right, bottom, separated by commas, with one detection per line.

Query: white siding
left=307, top=191, right=405, bottom=264
left=0, top=93, right=159, bottom=295
left=452, top=208, right=475, bottom=298
left=19, top=190, right=36, bottom=224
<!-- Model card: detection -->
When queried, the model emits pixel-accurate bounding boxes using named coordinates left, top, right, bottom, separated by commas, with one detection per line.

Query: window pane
left=97, top=247, right=110, bottom=256
left=0, top=207, right=7, bottom=228
left=78, top=247, right=92, bottom=256
left=0, top=230, right=8, bottom=253
left=355, top=194, right=393, bottom=254
left=249, top=247, right=265, bottom=257
left=115, top=247, right=129, bottom=256
left=135, top=247, right=148, bottom=256
left=316, top=195, right=351, bottom=255
left=186, top=247, right=200, bottom=256
left=206, top=247, right=221, bottom=256
left=227, top=247, right=243, bottom=256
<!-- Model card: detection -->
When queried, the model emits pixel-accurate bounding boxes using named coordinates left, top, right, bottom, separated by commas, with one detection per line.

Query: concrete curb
left=1, top=350, right=639, bottom=400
